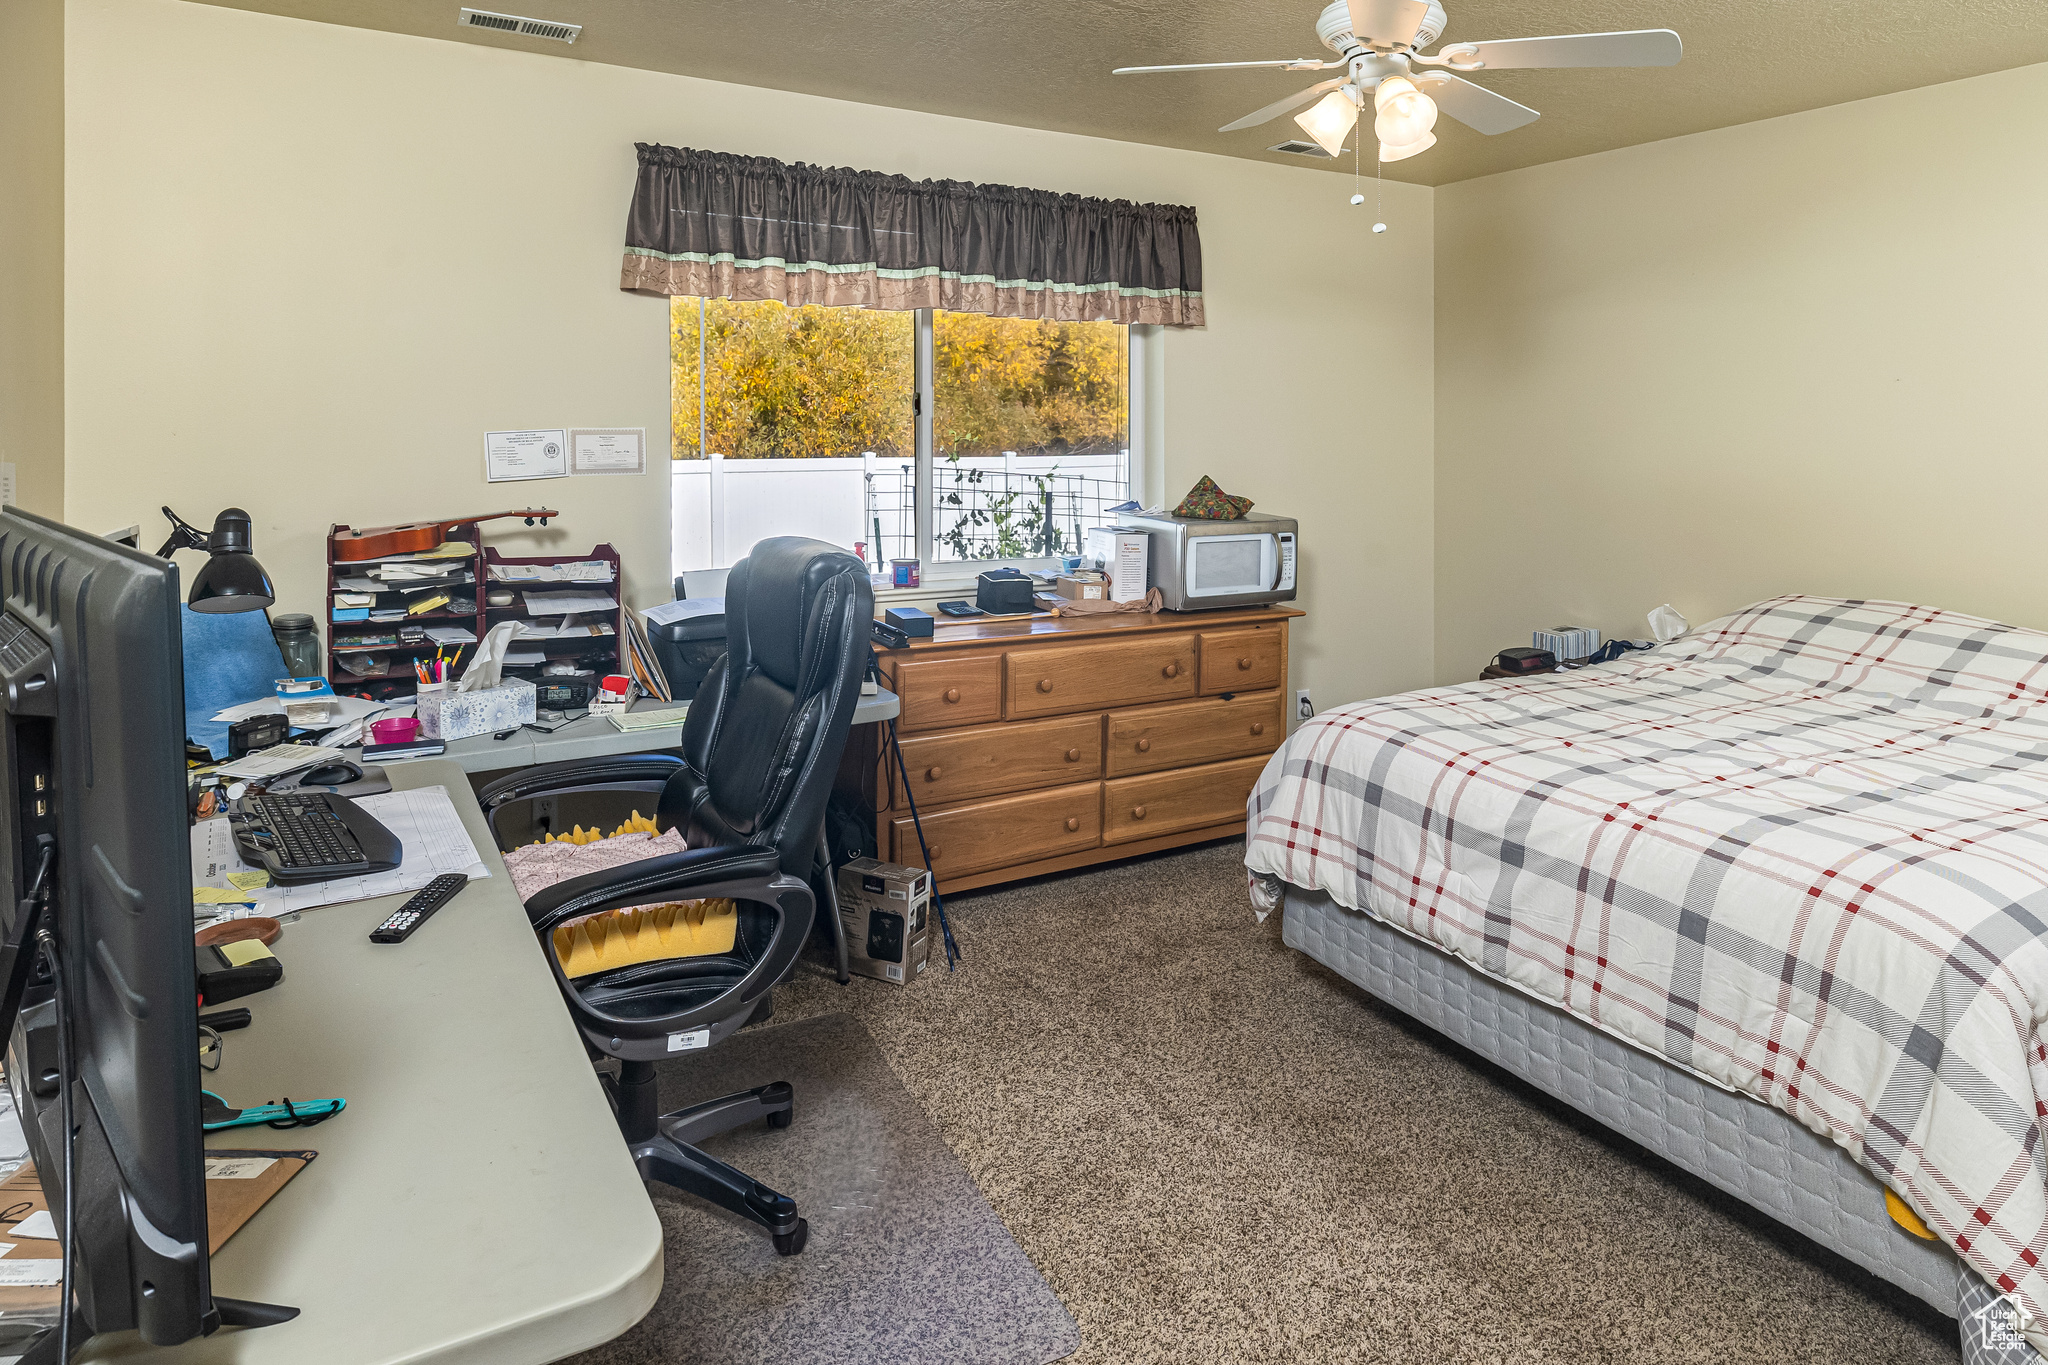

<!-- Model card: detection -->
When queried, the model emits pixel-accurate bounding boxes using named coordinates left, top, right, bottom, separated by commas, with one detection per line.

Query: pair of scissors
left=201, top=1090, right=346, bottom=1131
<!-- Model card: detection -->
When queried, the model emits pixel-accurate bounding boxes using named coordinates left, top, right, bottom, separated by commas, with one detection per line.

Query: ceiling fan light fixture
left=1378, top=130, right=1437, bottom=162
left=1293, top=88, right=1360, bottom=158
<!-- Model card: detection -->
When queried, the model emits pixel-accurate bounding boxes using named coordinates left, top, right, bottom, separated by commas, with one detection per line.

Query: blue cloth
left=182, top=606, right=289, bottom=759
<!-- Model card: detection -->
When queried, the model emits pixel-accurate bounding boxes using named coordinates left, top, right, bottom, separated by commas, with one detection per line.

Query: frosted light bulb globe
left=1350, top=193, right=1365, bottom=205
left=1293, top=89, right=1360, bottom=159
left=1374, top=90, right=1437, bottom=148
left=1373, top=223, right=1388, bottom=234
left=1379, top=130, right=1437, bottom=163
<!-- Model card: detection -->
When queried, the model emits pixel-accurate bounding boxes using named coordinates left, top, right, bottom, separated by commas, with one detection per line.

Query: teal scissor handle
left=201, top=1090, right=346, bottom=1131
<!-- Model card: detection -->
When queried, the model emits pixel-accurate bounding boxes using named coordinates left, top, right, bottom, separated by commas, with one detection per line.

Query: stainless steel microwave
left=1120, top=512, right=1298, bottom=611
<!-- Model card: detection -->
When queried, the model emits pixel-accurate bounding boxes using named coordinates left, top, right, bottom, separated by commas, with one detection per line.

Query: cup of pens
left=416, top=648, right=462, bottom=688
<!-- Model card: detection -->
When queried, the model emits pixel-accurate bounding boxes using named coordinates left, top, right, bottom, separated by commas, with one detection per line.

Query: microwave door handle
left=1271, top=537, right=1283, bottom=591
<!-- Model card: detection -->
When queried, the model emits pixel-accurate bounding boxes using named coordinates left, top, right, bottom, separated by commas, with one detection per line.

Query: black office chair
left=475, top=537, right=873, bottom=1255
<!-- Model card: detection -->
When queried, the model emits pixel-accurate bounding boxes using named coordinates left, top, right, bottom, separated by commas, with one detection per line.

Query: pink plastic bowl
left=371, top=717, right=420, bottom=745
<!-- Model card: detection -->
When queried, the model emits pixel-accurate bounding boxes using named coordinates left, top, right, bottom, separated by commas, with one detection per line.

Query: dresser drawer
left=890, top=781, right=1103, bottom=878
left=892, top=654, right=1002, bottom=732
left=1198, top=627, right=1284, bottom=695
left=1102, top=754, right=1268, bottom=845
left=895, top=714, right=1103, bottom=807
left=1005, top=633, right=1197, bottom=719
left=1105, top=691, right=1283, bottom=777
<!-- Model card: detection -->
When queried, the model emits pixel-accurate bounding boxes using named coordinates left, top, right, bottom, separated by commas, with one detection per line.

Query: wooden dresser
left=867, top=605, right=1303, bottom=894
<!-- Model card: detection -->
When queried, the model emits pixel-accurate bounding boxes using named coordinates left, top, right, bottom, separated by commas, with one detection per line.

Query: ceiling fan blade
left=1218, top=78, right=1345, bottom=133
left=1346, top=0, right=1429, bottom=48
left=1113, top=58, right=1338, bottom=75
left=1412, top=73, right=1540, bottom=135
left=1435, top=29, right=1682, bottom=70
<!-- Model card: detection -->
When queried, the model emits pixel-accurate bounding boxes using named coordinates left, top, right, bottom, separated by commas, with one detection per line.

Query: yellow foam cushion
left=1885, top=1188, right=1936, bottom=1240
left=535, top=812, right=660, bottom=846
left=552, top=899, right=738, bottom=978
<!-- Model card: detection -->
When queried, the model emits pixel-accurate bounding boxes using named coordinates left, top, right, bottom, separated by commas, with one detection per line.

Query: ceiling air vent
left=1267, top=140, right=1335, bottom=159
left=459, top=8, right=581, bottom=43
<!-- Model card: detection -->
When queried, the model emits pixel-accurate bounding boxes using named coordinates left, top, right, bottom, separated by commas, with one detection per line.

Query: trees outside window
left=672, top=299, right=1129, bottom=573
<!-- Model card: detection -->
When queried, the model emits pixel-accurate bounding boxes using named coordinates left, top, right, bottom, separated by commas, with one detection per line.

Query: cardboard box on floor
left=836, top=857, right=931, bottom=985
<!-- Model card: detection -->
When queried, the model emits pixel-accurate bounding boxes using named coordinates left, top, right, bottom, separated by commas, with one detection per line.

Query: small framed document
left=485, top=430, right=568, bottom=482
left=570, top=428, right=646, bottom=476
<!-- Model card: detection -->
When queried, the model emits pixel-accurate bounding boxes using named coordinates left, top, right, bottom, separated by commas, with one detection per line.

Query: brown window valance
left=620, top=144, right=1204, bottom=327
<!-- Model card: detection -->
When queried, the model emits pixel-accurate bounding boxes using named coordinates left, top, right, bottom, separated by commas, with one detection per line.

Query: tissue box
left=416, top=678, right=537, bottom=741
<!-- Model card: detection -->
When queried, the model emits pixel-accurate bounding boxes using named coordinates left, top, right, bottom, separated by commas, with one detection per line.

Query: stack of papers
left=423, top=625, right=477, bottom=645
left=607, top=705, right=689, bottom=732
left=214, top=743, right=347, bottom=780
left=487, top=560, right=613, bottom=584
left=522, top=590, right=618, bottom=616
left=513, top=616, right=615, bottom=640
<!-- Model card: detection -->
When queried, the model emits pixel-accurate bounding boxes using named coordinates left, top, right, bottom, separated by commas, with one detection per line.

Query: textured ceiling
left=190, top=0, right=2048, bottom=185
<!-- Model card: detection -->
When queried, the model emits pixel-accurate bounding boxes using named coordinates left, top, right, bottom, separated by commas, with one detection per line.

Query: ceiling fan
left=1114, top=0, right=1681, bottom=164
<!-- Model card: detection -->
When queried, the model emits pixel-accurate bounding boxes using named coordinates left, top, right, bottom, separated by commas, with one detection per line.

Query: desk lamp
left=157, top=506, right=275, bottom=613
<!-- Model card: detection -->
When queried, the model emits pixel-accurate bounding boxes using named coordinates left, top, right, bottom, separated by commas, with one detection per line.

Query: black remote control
left=369, top=874, right=468, bottom=944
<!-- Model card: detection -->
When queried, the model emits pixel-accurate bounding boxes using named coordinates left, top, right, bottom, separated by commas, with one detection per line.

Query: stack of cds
left=1535, top=625, right=1601, bottom=661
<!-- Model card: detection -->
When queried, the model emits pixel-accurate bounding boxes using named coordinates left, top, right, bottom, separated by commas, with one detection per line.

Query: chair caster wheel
left=772, top=1218, right=808, bottom=1256
left=766, top=1105, right=793, bottom=1130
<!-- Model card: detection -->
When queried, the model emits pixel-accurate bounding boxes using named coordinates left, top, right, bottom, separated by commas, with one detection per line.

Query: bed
left=1245, top=596, right=2048, bottom=1363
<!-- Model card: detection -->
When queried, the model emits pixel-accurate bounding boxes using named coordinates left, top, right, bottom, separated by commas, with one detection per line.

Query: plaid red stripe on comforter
left=1246, top=596, right=2048, bottom=1342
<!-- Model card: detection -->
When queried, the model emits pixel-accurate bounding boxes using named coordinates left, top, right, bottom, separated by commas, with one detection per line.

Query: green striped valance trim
left=622, top=246, right=1201, bottom=301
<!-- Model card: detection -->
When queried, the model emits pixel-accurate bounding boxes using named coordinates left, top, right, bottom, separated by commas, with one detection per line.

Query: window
left=671, top=299, right=1132, bottom=580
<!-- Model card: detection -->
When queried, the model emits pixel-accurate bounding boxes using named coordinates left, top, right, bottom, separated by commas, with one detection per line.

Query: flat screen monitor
left=0, top=506, right=212, bottom=1352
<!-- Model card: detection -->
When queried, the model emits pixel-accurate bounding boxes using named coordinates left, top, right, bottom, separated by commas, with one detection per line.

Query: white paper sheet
left=0, top=1259, right=63, bottom=1286
left=212, top=695, right=387, bottom=726
left=643, top=597, right=724, bottom=627
left=205, top=1157, right=277, bottom=1180
left=423, top=625, right=478, bottom=645
left=569, top=428, right=645, bottom=475
left=522, top=590, right=617, bottom=616
left=506, top=649, right=547, bottom=665
left=9, top=1211, right=55, bottom=1240
left=484, top=429, right=568, bottom=482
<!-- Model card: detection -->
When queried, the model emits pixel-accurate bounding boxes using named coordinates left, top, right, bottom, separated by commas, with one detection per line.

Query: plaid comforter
left=1246, top=596, right=2048, bottom=1343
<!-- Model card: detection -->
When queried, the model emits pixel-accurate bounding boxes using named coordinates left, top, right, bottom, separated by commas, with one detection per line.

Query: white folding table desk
left=363, top=690, right=900, bottom=776
left=76, top=760, right=663, bottom=1365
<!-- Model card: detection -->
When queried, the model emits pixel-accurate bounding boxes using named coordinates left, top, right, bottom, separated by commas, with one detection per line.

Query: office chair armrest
left=525, top=844, right=783, bottom=934
left=476, top=753, right=687, bottom=811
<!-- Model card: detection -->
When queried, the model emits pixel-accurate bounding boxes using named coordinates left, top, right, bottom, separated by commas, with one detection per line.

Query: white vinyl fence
left=672, top=450, right=1128, bottom=578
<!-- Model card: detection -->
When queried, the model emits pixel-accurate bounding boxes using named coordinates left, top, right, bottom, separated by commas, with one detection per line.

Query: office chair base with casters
left=610, top=1059, right=809, bottom=1256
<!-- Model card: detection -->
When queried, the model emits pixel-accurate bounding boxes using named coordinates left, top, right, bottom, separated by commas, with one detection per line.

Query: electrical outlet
left=1295, top=689, right=1314, bottom=720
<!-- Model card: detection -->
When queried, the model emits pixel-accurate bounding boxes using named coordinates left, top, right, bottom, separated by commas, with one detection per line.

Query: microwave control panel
left=1276, top=533, right=1296, bottom=590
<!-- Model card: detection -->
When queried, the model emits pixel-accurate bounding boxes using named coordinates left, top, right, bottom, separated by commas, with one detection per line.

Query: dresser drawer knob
left=1136, top=738, right=1151, bottom=753
left=1131, top=804, right=1148, bottom=820
left=1065, top=816, right=1080, bottom=832
left=926, top=766, right=943, bottom=782
left=1037, top=678, right=1054, bottom=693
left=927, top=845, right=941, bottom=861
left=944, top=688, right=961, bottom=703
left=1251, top=722, right=1265, bottom=736
left=1161, top=662, right=1179, bottom=679
left=1237, top=656, right=1252, bottom=670
left=1065, top=747, right=1080, bottom=761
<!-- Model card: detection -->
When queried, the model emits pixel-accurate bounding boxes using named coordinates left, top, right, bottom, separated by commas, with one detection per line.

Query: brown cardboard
left=1054, top=575, right=1107, bottom=601
left=836, top=857, right=932, bottom=985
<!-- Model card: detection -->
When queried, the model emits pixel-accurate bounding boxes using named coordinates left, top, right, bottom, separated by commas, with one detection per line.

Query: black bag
left=975, top=569, right=1035, bottom=615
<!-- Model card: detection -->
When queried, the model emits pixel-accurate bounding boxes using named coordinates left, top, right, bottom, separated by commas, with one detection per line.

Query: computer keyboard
left=227, top=791, right=403, bottom=884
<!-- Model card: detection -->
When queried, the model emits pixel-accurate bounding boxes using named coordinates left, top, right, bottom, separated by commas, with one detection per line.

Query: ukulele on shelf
left=330, top=509, right=560, bottom=562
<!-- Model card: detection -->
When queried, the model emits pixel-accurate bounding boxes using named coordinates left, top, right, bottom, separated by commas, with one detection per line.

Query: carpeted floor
left=774, top=840, right=1963, bottom=1365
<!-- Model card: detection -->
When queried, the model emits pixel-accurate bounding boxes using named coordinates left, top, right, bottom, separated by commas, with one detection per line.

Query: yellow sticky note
left=193, top=887, right=254, bottom=905
left=217, top=939, right=274, bottom=967
left=225, top=870, right=270, bottom=891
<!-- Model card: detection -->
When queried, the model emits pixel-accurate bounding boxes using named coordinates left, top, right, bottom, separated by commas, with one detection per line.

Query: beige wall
left=60, top=0, right=1434, bottom=708
left=1435, top=63, right=2048, bottom=683
left=1, top=0, right=66, bottom=518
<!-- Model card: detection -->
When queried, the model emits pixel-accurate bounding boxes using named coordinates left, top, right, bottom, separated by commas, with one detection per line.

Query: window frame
left=675, top=300, right=1159, bottom=585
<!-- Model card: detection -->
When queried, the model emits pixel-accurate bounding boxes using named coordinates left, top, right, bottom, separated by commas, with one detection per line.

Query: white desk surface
left=78, top=760, right=663, bottom=1365
left=366, top=688, right=900, bottom=775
